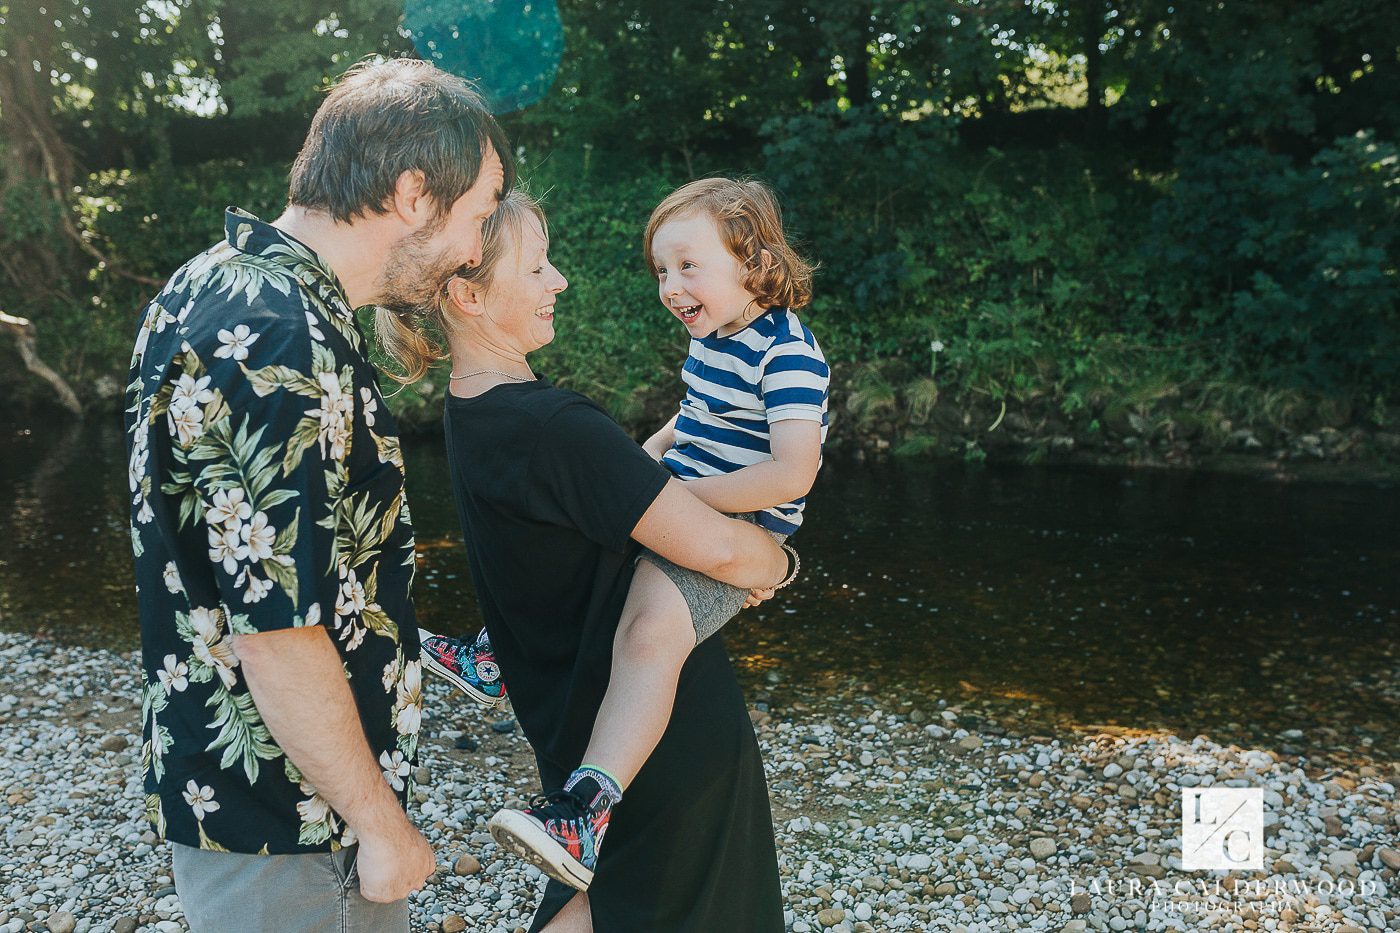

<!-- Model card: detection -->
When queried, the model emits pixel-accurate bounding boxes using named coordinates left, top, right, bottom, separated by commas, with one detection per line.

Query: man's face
left=378, top=146, right=505, bottom=313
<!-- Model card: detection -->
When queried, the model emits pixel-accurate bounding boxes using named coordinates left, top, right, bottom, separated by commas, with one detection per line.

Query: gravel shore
left=1, top=631, right=1395, bottom=933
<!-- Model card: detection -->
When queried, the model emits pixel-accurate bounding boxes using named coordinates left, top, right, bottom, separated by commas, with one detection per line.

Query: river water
left=2, top=414, right=1396, bottom=766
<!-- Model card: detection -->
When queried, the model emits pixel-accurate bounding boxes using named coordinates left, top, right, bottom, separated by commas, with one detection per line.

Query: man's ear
left=390, top=170, right=433, bottom=227
left=442, top=277, right=485, bottom=317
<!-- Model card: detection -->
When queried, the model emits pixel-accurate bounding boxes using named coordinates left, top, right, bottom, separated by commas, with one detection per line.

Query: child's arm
left=683, top=419, right=822, bottom=513
left=641, top=413, right=679, bottom=461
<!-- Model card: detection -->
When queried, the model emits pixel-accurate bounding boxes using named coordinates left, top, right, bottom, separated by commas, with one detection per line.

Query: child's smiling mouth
left=673, top=303, right=703, bottom=324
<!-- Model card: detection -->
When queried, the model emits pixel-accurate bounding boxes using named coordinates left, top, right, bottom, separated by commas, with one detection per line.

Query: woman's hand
left=742, top=587, right=775, bottom=609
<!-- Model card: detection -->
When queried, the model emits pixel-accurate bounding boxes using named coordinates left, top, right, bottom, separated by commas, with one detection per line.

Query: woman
left=376, top=192, right=787, bottom=932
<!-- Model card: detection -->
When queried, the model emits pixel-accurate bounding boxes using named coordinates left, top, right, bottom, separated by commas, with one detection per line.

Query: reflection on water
left=2, top=415, right=1396, bottom=765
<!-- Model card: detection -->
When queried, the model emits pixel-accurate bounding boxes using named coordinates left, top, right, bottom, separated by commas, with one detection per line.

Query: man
left=124, top=57, right=513, bottom=931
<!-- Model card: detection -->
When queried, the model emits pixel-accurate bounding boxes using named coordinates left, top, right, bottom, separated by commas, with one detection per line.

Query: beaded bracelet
left=773, top=543, right=801, bottom=590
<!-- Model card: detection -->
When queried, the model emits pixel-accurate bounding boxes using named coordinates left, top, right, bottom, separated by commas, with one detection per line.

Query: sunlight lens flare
left=403, top=0, right=563, bottom=114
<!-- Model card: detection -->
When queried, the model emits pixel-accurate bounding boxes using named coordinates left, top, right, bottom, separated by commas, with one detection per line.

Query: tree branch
left=0, top=312, right=84, bottom=416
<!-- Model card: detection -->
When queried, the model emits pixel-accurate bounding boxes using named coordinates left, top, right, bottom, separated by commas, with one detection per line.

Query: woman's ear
left=442, top=277, right=486, bottom=317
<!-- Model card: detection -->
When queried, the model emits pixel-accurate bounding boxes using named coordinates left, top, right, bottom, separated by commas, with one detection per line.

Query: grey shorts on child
left=638, top=512, right=788, bottom=644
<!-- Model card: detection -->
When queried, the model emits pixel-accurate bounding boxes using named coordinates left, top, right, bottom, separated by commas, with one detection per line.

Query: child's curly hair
left=644, top=177, right=814, bottom=311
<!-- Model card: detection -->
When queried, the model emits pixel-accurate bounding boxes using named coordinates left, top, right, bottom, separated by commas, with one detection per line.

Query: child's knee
left=615, top=607, right=692, bottom=665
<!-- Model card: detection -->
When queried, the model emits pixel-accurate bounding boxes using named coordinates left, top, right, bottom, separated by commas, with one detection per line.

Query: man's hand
left=742, top=587, right=775, bottom=609
left=233, top=626, right=435, bottom=906
left=355, top=822, right=436, bottom=903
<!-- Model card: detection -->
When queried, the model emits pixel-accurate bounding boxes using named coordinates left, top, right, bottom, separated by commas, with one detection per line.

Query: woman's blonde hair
left=375, top=189, right=548, bottom=384
left=643, top=177, right=814, bottom=312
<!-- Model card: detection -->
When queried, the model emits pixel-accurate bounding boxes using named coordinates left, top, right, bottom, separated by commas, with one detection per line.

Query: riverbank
left=1, top=632, right=1395, bottom=932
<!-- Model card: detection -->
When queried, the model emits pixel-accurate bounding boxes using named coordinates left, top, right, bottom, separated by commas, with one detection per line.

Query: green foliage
left=1148, top=132, right=1400, bottom=391
left=4, top=0, right=1399, bottom=457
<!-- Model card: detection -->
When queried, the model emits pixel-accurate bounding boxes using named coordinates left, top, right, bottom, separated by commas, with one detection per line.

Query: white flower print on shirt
left=242, top=573, right=273, bottom=604
left=379, top=749, right=410, bottom=791
left=128, top=444, right=149, bottom=494
left=158, top=654, right=189, bottom=695
left=208, top=525, right=248, bottom=575
left=315, top=370, right=353, bottom=461
left=189, top=607, right=240, bottom=689
left=163, top=562, right=185, bottom=595
left=168, top=371, right=215, bottom=446
left=360, top=387, right=377, bottom=427
left=240, top=512, right=276, bottom=563
left=170, top=372, right=215, bottom=414
left=152, top=305, right=178, bottom=334
left=168, top=405, right=205, bottom=447
left=183, top=779, right=220, bottom=820
left=394, top=660, right=422, bottom=737
left=335, top=567, right=366, bottom=621
left=214, top=323, right=260, bottom=361
left=205, top=488, right=252, bottom=528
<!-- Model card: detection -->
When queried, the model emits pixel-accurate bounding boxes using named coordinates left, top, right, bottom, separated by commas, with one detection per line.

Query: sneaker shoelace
left=427, top=635, right=473, bottom=671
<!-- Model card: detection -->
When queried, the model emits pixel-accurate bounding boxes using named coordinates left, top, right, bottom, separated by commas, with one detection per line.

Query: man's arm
left=681, top=419, right=822, bottom=513
left=231, top=627, right=434, bottom=903
left=641, top=413, right=679, bottom=461
left=630, top=479, right=789, bottom=590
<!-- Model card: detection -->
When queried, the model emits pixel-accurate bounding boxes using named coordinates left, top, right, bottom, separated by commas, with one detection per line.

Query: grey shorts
left=171, top=842, right=408, bottom=933
left=639, top=512, right=787, bottom=644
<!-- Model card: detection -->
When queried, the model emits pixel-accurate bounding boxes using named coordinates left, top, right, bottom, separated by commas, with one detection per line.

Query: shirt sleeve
left=761, top=337, right=830, bottom=424
left=173, top=306, right=342, bottom=634
left=525, top=399, right=672, bottom=552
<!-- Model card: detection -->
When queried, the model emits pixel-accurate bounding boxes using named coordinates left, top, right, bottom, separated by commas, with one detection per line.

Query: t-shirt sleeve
left=761, top=336, right=830, bottom=424
left=525, top=399, right=672, bottom=551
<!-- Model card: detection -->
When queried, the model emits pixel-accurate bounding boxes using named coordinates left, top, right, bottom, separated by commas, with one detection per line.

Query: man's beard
left=377, top=223, right=462, bottom=315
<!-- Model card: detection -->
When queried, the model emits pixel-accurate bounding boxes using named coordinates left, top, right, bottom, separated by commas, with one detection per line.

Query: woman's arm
left=641, top=413, right=679, bottom=462
left=682, top=419, right=822, bottom=513
left=631, top=479, right=789, bottom=591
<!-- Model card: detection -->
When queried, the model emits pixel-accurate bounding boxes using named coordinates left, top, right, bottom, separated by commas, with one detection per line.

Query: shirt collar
left=223, top=207, right=358, bottom=330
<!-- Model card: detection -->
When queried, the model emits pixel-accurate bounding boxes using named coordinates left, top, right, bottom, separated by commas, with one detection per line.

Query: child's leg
left=582, top=558, right=696, bottom=790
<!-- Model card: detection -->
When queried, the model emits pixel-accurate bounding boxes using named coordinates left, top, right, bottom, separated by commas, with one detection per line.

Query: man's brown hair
left=643, top=177, right=813, bottom=311
left=289, top=57, right=515, bottom=224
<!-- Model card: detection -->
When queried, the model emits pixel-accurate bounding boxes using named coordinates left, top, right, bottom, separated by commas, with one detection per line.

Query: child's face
left=651, top=211, right=760, bottom=339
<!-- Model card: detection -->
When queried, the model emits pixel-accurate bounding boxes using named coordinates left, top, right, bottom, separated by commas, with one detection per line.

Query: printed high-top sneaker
left=488, top=781, right=615, bottom=891
left=417, top=627, right=506, bottom=709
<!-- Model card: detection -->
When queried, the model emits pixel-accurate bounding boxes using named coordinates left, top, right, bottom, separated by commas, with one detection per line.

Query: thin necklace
left=448, top=368, right=533, bottom=382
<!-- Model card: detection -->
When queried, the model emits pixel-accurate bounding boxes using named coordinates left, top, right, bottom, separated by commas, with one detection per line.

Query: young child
left=419, top=177, right=828, bottom=890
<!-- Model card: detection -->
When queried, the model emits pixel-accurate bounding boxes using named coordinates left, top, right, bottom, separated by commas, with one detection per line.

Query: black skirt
left=530, top=635, right=784, bottom=932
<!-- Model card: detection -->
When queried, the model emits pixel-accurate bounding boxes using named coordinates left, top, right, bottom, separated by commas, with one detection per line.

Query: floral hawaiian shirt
left=124, top=208, right=422, bottom=855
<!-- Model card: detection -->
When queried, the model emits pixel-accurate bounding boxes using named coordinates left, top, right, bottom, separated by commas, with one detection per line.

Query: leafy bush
left=1149, top=132, right=1400, bottom=392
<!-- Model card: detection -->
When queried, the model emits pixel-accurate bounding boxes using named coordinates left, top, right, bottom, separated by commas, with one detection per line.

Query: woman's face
left=479, top=214, right=568, bottom=353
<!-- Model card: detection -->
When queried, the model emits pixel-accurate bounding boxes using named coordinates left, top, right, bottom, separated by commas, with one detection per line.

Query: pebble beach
left=2, top=631, right=1396, bottom=933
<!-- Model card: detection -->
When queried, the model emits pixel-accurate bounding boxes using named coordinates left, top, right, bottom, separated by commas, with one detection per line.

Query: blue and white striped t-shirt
left=661, top=307, right=829, bottom=535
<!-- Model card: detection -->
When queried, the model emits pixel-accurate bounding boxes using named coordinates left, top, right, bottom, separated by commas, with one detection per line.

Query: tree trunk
left=844, top=3, right=873, bottom=106
left=0, top=3, right=75, bottom=197
left=0, top=313, right=84, bottom=416
left=1080, top=0, right=1106, bottom=137
left=794, top=6, right=837, bottom=106
left=0, top=8, right=77, bottom=297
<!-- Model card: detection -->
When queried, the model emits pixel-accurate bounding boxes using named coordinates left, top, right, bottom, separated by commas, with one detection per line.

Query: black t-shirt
left=444, top=380, right=670, bottom=771
left=443, top=380, right=783, bottom=931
